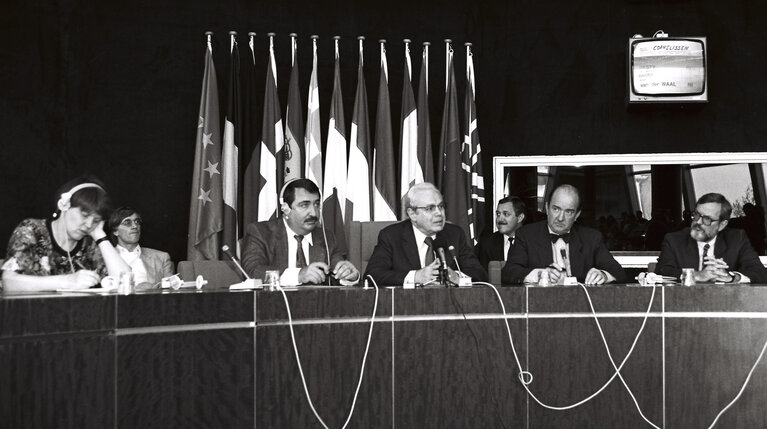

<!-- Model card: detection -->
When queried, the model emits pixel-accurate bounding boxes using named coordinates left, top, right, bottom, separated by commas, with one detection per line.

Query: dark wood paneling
left=526, top=285, right=662, bottom=314
left=256, top=322, right=392, bottom=428
left=393, top=286, right=526, bottom=316
left=0, top=334, right=115, bottom=429
left=665, top=285, right=767, bottom=312
left=665, top=318, right=767, bottom=428
left=0, top=295, right=114, bottom=338
left=257, top=287, right=392, bottom=322
left=117, top=328, right=254, bottom=429
left=118, top=289, right=254, bottom=328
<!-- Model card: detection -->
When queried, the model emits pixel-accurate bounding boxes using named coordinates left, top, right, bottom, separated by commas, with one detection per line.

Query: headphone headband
left=57, top=182, right=104, bottom=213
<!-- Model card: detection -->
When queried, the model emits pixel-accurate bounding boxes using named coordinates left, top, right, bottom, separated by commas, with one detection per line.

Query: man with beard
left=364, top=182, right=486, bottom=286
left=502, top=184, right=625, bottom=285
left=241, top=179, right=359, bottom=285
left=655, top=193, right=767, bottom=283
left=108, top=207, right=174, bottom=289
left=475, top=196, right=526, bottom=271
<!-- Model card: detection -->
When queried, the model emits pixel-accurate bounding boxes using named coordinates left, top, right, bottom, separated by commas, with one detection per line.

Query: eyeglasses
left=411, top=203, right=446, bottom=213
left=692, top=211, right=720, bottom=226
left=120, top=218, right=143, bottom=227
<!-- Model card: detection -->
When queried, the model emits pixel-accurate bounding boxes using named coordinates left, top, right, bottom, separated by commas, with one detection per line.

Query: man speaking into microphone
left=364, top=183, right=486, bottom=286
left=502, top=184, right=625, bottom=285
left=241, top=179, right=359, bottom=286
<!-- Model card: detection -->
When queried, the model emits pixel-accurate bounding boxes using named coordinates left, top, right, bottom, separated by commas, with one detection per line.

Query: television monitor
left=627, top=35, right=707, bottom=104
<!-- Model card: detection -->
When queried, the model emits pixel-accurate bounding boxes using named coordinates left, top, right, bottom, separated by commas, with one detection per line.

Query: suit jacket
left=476, top=231, right=514, bottom=271
left=138, top=247, right=174, bottom=289
left=241, top=217, right=346, bottom=282
left=655, top=227, right=767, bottom=282
left=364, top=220, right=487, bottom=286
left=502, top=221, right=626, bottom=284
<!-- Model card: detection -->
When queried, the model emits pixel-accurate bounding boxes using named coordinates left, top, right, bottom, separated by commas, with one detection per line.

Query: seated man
left=476, top=196, right=526, bottom=271
left=655, top=193, right=767, bottom=283
left=502, top=184, right=625, bottom=285
left=364, top=182, right=487, bottom=286
left=241, top=178, right=359, bottom=285
left=109, top=206, right=174, bottom=289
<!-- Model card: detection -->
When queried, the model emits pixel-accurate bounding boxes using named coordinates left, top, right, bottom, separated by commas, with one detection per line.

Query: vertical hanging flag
left=285, top=33, right=304, bottom=182
left=439, top=39, right=471, bottom=242
left=417, top=42, right=435, bottom=186
left=257, top=33, right=284, bottom=221
left=188, top=32, right=223, bottom=260
left=323, top=37, right=348, bottom=255
left=221, top=31, right=241, bottom=252
left=399, top=39, right=420, bottom=200
left=242, top=32, right=261, bottom=228
left=347, top=36, right=372, bottom=224
left=373, top=39, right=397, bottom=220
left=465, top=42, right=485, bottom=242
left=305, top=35, right=323, bottom=190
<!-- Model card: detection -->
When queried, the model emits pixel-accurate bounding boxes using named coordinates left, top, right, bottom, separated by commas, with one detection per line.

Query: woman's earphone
left=56, top=183, right=104, bottom=213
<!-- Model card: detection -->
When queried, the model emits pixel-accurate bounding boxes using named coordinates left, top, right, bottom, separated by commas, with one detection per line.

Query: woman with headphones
left=2, top=176, right=130, bottom=292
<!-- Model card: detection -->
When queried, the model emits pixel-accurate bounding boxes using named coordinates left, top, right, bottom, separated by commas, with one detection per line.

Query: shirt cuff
left=280, top=268, right=301, bottom=286
left=339, top=270, right=360, bottom=286
left=602, top=270, right=616, bottom=283
left=404, top=270, right=416, bottom=285
left=523, top=269, right=543, bottom=284
left=734, top=271, right=750, bottom=283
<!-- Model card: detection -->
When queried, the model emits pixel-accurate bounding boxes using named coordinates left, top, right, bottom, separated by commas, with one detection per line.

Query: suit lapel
left=271, top=218, right=290, bottom=268
left=534, top=223, right=554, bottom=267
left=714, top=233, right=728, bottom=259
left=684, top=235, right=700, bottom=269
left=402, top=222, right=422, bottom=269
left=309, top=229, right=329, bottom=265
left=568, top=227, right=585, bottom=278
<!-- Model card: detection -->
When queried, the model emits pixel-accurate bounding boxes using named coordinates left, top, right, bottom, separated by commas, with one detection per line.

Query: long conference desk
left=2, top=283, right=767, bottom=428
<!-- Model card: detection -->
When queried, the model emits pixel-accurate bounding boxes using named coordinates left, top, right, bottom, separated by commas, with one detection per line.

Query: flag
left=438, top=40, right=471, bottom=242
left=417, top=42, right=435, bottom=186
left=257, top=34, right=284, bottom=221
left=242, top=32, right=261, bottom=228
left=305, top=36, right=323, bottom=190
left=399, top=40, right=420, bottom=200
left=465, top=43, right=485, bottom=242
left=373, top=40, right=397, bottom=221
left=187, top=34, right=223, bottom=260
left=285, top=33, right=303, bottom=182
left=346, top=37, right=372, bottom=223
left=221, top=32, right=241, bottom=251
left=323, top=38, right=348, bottom=255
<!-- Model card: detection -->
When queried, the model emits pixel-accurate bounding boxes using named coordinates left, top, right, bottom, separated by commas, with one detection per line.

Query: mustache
left=304, top=216, right=319, bottom=223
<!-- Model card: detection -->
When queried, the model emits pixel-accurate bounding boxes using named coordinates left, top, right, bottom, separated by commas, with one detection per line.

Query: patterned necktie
left=295, top=235, right=307, bottom=268
left=424, top=236, right=435, bottom=266
left=700, top=243, right=710, bottom=271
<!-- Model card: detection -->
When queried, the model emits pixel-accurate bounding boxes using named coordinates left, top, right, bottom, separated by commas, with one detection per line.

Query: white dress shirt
left=697, top=236, right=750, bottom=283
left=404, top=225, right=437, bottom=285
left=117, top=244, right=148, bottom=284
left=522, top=227, right=616, bottom=284
left=280, top=218, right=313, bottom=286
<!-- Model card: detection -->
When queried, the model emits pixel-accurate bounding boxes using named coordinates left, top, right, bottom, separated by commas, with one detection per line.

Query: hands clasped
left=298, top=261, right=360, bottom=284
left=695, top=256, right=735, bottom=283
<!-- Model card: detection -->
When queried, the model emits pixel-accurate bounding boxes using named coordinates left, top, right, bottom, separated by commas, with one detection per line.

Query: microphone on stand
left=222, top=245, right=262, bottom=290
left=447, top=245, right=463, bottom=274
left=436, top=247, right=450, bottom=286
left=448, top=245, right=472, bottom=287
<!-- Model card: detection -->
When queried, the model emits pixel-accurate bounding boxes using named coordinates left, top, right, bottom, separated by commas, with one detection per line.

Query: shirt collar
left=283, top=218, right=314, bottom=246
left=412, top=224, right=435, bottom=246
left=117, top=244, right=142, bottom=256
left=697, top=235, right=717, bottom=251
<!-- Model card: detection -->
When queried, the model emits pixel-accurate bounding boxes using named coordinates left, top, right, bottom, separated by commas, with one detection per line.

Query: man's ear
left=719, top=219, right=728, bottom=231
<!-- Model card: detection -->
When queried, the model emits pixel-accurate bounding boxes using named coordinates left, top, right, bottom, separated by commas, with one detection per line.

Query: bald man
left=502, top=184, right=625, bottom=285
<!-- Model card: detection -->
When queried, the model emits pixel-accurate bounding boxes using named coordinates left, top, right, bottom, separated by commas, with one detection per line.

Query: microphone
left=222, top=245, right=262, bottom=290
left=222, top=245, right=251, bottom=279
left=448, top=245, right=473, bottom=287
left=559, top=248, right=571, bottom=276
left=447, top=245, right=463, bottom=274
left=436, top=247, right=449, bottom=286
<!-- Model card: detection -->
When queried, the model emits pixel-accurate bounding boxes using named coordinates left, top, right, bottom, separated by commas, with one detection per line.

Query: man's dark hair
left=108, top=206, right=141, bottom=245
left=497, top=196, right=527, bottom=218
left=283, top=179, right=321, bottom=207
left=696, top=193, right=733, bottom=221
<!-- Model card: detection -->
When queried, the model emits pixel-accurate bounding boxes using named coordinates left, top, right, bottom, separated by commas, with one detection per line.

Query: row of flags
left=187, top=32, right=485, bottom=261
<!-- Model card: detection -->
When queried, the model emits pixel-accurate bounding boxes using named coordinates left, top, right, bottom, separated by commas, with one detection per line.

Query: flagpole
left=423, top=41, right=430, bottom=94
left=403, top=39, right=411, bottom=81
left=290, top=33, right=297, bottom=68
left=465, top=42, right=474, bottom=95
left=380, top=39, right=387, bottom=81
left=206, top=31, right=213, bottom=53
left=248, top=32, right=256, bottom=64
left=229, top=30, right=237, bottom=53
left=334, top=35, right=340, bottom=60
left=444, top=39, right=452, bottom=93
left=268, top=33, right=277, bottom=84
left=358, top=36, right=365, bottom=67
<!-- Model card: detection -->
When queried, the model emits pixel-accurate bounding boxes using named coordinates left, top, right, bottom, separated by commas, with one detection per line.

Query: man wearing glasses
left=108, top=206, right=173, bottom=289
left=502, top=184, right=625, bottom=285
left=364, top=182, right=487, bottom=286
left=655, top=193, right=767, bottom=283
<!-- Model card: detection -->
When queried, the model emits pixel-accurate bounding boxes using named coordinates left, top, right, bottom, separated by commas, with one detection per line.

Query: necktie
left=295, top=235, right=307, bottom=268
left=700, top=243, right=710, bottom=271
left=505, top=236, right=513, bottom=261
left=550, top=233, right=570, bottom=243
left=424, top=236, right=435, bottom=266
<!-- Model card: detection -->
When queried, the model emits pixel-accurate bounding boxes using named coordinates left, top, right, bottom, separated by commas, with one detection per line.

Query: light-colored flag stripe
left=305, top=38, right=322, bottom=189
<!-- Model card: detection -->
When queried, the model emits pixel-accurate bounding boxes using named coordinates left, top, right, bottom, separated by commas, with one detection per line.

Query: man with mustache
left=364, top=182, right=486, bottom=286
left=109, top=206, right=174, bottom=289
left=475, top=196, right=526, bottom=271
left=502, top=184, right=625, bottom=285
left=241, top=178, right=359, bottom=285
left=655, top=193, right=767, bottom=283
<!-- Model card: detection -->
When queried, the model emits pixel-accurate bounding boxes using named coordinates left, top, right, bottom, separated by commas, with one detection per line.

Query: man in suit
left=364, top=182, right=487, bottom=286
left=502, top=184, right=625, bottom=285
left=655, top=193, right=767, bottom=283
left=476, top=196, right=526, bottom=270
left=241, top=178, right=359, bottom=285
left=108, top=207, right=174, bottom=289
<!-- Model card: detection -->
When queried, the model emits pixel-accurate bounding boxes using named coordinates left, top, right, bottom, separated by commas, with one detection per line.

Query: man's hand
left=298, top=262, right=329, bottom=284
left=584, top=268, right=607, bottom=285
left=695, top=257, right=731, bottom=283
left=414, top=260, right=440, bottom=285
left=332, top=260, right=359, bottom=282
left=545, top=266, right=564, bottom=283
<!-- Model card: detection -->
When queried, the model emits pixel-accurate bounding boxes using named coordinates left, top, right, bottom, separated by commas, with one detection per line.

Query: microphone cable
left=275, top=273, right=379, bottom=429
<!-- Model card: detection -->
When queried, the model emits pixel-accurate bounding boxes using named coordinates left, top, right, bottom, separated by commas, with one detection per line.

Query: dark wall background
left=1, top=0, right=766, bottom=262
